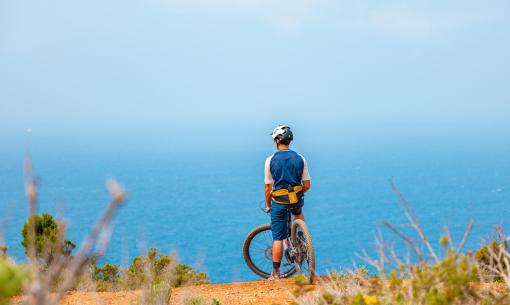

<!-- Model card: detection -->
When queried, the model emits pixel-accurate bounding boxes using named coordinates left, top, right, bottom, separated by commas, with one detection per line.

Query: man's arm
left=264, top=156, right=274, bottom=213
left=265, top=183, right=272, bottom=213
left=301, top=155, right=311, bottom=192
left=302, top=180, right=311, bottom=192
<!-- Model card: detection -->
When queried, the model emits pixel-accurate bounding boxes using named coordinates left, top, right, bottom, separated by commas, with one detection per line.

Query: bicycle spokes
left=248, top=229, right=274, bottom=272
left=245, top=226, right=295, bottom=278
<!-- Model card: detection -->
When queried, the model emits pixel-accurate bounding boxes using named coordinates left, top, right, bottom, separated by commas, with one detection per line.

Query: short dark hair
left=276, top=138, right=291, bottom=146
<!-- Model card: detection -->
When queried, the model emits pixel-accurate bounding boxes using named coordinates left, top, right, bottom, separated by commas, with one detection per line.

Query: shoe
left=268, top=269, right=281, bottom=280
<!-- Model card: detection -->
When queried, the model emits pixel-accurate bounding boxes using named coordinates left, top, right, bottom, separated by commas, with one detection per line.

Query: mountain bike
left=242, top=201, right=315, bottom=283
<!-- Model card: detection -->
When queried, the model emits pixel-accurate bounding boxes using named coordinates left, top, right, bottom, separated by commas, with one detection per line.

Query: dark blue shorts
left=270, top=200, right=304, bottom=240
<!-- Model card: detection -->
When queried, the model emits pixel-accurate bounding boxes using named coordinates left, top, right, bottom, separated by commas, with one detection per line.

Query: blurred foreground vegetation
left=1, top=206, right=208, bottom=305
left=0, top=256, right=27, bottom=305
left=294, top=183, right=510, bottom=305
left=299, top=249, right=509, bottom=305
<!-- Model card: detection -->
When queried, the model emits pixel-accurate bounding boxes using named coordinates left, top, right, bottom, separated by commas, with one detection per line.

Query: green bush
left=95, top=263, right=120, bottom=283
left=88, top=257, right=121, bottom=292
left=475, top=241, right=508, bottom=282
left=313, top=246, right=509, bottom=305
left=21, top=213, right=76, bottom=265
left=127, top=247, right=209, bottom=289
left=409, top=255, right=481, bottom=305
left=126, top=248, right=209, bottom=304
left=78, top=247, right=209, bottom=294
left=0, top=258, right=27, bottom=305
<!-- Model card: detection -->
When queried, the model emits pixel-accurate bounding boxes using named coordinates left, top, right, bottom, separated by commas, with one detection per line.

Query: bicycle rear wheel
left=243, top=223, right=297, bottom=279
left=291, top=219, right=315, bottom=283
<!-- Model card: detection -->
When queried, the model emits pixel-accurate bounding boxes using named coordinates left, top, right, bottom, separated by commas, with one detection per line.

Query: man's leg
left=270, top=203, right=288, bottom=279
left=272, top=240, right=283, bottom=267
left=293, top=213, right=305, bottom=221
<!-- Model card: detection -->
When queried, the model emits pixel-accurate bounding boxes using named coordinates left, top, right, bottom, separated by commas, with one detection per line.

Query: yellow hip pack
left=271, top=185, right=304, bottom=204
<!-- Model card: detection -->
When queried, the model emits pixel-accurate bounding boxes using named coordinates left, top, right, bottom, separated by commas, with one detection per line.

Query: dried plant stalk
left=22, top=156, right=126, bottom=305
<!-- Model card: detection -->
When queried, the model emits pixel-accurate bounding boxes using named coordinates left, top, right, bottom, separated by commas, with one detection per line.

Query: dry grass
left=297, top=181, right=510, bottom=305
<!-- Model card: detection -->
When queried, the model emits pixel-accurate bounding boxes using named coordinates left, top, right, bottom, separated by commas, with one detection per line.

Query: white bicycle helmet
left=271, top=125, right=293, bottom=142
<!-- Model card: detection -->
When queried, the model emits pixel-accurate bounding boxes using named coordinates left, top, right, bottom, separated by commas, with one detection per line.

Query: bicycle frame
left=283, top=215, right=299, bottom=267
left=246, top=200, right=314, bottom=281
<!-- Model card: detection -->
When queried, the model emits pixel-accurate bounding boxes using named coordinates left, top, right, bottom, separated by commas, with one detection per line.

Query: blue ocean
left=1, top=142, right=509, bottom=283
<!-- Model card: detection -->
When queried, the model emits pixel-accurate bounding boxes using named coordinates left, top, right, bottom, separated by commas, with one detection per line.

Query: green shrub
left=88, top=257, right=121, bottom=292
left=76, top=247, right=209, bottom=294
left=0, top=258, right=28, bottom=305
left=475, top=241, right=508, bottom=282
left=410, top=255, right=481, bottom=305
left=21, top=213, right=76, bottom=265
left=349, top=292, right=368, bottom=305
left=94, top=263, right=120, bottom=283
left=127, top=247, right=209, bottom=289
left=173, top=263, right=209, bottom=287
left=314, top=249, right=509, bottom=305
left=124, top=248, right=209, bottom=304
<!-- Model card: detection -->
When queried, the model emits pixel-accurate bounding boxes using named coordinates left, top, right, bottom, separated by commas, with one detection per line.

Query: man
left=264, top=125, right=311, bottom=280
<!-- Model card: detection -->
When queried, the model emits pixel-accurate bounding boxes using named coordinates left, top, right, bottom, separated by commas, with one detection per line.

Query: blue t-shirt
left=264, top=149, right=310, bottom=191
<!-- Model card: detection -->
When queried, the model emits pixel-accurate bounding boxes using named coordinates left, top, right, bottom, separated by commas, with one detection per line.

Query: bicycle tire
left=291, top=219, right=315, bottom=283
left=243, top=223, right=297, bottom=279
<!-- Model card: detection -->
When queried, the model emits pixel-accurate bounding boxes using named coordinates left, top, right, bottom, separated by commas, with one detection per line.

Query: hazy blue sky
left=1, top=0, right=509, bottom=152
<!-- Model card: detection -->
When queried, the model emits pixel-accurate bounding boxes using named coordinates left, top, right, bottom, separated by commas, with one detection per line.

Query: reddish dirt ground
left=11, top=291, right=142, bottom=305
left=170, top=278, right=320, bottom=305
left=11, top=279, right=320, bottom=305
